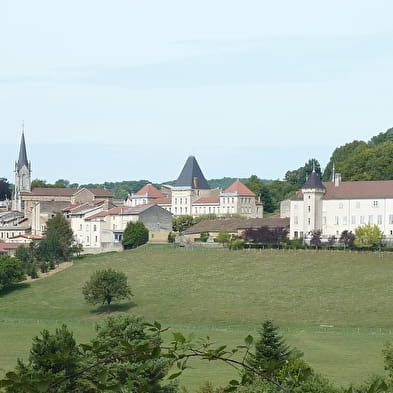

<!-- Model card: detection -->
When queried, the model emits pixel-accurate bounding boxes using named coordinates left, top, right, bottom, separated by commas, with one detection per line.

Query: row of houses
left=2, top=132, right=393, bottom=252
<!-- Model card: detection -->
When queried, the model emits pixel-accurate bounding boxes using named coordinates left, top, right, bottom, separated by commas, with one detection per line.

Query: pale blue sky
left=1, top=1, right=393, bottom=184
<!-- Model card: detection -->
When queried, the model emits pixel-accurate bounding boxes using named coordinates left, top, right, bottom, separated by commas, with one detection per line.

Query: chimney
left=334, top=173, right=342, bottom=187
left=193, top=176, right=199, bottom=189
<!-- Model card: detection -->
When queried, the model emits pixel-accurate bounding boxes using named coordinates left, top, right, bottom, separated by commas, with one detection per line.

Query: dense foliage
left=0, top=256, right=25, bottom=291
left=284, top=159, right=322, bottom=188
left=38, top=212, right=77, bottom=262
left=82, top=269, right=133, bottom=306
left=122, top=221, right=149, bottom=249
left=0, top=178, right=12, bottom=200
left=1, top=315, right=175, bottom=393
left=243, top=227, right=288, bottom=246
left=354, top=224, right=385, bottom=249
left=323, top=127, right=393, bottom=181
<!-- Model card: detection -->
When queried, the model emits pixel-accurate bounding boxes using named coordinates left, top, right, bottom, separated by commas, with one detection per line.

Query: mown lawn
left=1, top=246, right=392, bottom=389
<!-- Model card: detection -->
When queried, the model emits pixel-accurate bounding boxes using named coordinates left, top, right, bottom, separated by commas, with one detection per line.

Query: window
left=335, top=216, right=339, bottom=225
left=351, top=216, right=356, bottom=225
left=368, top=215, right=373, bottom=224
left=378, top=215, right=383, bottom=225
left=308, top=206, right=311, bottom=212
left=373, top=201, right=379, bottom=208
left=79, top=224, right=82, bottom=231
left=389, top=215, right=393, bottom=224
left=356, top=201, right=360, bottom=209
left=232, top=197, right=234, bottom=203
left=323, top=216, right=326, bottom=225
left=360, top=216, right=365, bottom=224
left=294, top=216, right=298, bottom=225
left=339, top=202, right=343, bottom=209
left=294, top=231, right=298, bottom=238
left=93, top=224, right=97, bottom=232
left=308, top=218, right=311, bottom=225
left=95, top=236, right=98, bottom=243
left=343, top=216, right=347, bottom=225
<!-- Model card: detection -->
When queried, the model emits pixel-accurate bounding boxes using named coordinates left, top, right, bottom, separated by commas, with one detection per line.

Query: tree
left=285, top=159, right=322, bottom=188
left=82, top=269, right=133, bottom=306
left=0, top=178, right=11, bottom=200
left=243, top=227, right=288, bottom=246
left=355, top=224, right=384, bottom=249
left=247, top=320, right=292, bottom=378
left=216, top=231, right=230, bottom=245
left=38, top=212, right=76, bottom=262
left=0, top=256, right=25, bottom=291
left=2, top=315, right=175, bottom=393
left=310, top=230, right=322, bottom=248
left=172, top=215, right=194, bottom=233
left=339, top=230, right=355, bottom=248
left=122, top=221, right=149, bottom=249
left=245, top=175, right=264, bottom=197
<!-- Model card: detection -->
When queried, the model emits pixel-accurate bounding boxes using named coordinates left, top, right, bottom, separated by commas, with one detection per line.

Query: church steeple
left=17, top=128, right=29, bottom=170
left=12, top=126, right=32, bottom=211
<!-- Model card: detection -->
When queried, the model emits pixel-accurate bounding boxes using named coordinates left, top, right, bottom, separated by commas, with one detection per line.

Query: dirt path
left=22, top=261, right=73, bottom=283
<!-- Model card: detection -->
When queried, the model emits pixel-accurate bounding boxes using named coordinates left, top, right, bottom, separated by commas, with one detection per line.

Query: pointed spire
left=17, top=126, right=29, bottom=169
left=175, top=156, right=210, bottom=189
left=302, top=170, right=325, bottom=190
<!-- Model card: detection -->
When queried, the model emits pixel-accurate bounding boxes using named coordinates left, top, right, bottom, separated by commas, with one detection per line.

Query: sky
left=1, top=1, right=393, bottom=184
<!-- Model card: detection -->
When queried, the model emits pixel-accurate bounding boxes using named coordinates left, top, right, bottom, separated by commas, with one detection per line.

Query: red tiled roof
left=22, top=187, right=112, bottom=198
left=0, top=243, right=28, bottom=251
left=80, top=188, right=113, bottom=197
left=223, top=180, right=255, bottom=196
left=193, top=197, right=220, bottom=205
left=62, top=203, right=83, bottom=212
left=291, top=180, right=393, bottom=200
left=25, top=188, right=77, bottom=196
left=183, top=217, right=289, bottom=235
left=323, top=180, right=393, bottom=199
left=86, top=203, right=168, bottom=220
left=135, top=184, right=165, bottom=198
left=9, top=234, right=43, bottom=240
left=155, top=197, right=171, bottom=205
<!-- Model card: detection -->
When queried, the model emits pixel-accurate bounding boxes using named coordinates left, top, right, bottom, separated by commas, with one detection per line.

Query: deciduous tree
left=122, top=221, right=149, bottom=249
left=38, top=212, right=76, bottom=262
left=82, top=269, right=133, bottom=306
left=355, top=224, right=384, bottom=248
left=0, top=256, right=25, bottom=291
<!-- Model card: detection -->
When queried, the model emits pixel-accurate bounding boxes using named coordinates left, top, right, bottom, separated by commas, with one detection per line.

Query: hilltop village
left=1, top=133, right=393, bottom=253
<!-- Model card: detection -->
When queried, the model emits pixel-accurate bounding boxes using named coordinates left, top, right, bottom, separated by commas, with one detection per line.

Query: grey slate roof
left=302, top=171, right=325, bottom=190
left=17, top=133, right=29, bottom=169
left=174, top=156, right=210, bottom=189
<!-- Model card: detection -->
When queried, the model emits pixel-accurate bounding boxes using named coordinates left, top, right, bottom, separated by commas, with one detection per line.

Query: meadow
left=1, top=245, right=393, bottom=390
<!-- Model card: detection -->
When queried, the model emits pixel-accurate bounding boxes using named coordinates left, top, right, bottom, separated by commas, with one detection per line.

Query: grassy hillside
left=1, top=246, right=393, bottom=389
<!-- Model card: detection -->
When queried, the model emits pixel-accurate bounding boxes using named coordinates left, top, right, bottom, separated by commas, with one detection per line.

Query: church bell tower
left=12, top=127, right=31, bottom=211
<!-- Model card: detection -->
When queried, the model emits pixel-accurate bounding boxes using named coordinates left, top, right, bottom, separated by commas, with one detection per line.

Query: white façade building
left=283, top=171, right=393, bottom=242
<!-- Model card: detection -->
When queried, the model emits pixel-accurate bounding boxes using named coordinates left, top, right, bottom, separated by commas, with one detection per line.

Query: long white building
left=283, top=171, right=393, bottom=242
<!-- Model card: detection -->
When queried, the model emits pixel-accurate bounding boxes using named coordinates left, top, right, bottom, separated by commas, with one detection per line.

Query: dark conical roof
left=17, top=132, right=29, bottom=169
left=175, top=156, right=210, bottom=189
left=302, top=171, right=325, bottom=190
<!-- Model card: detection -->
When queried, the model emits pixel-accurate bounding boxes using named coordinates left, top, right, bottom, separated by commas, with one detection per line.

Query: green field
left=1, top=246, right=393, bottom=390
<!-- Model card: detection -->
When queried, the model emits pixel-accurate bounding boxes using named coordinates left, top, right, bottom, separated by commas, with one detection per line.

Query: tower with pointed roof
left=12, top=130, right=32, bottom=211
left=171, top=156, right=217, bottom=215
left=301, top=170, right=325, bottom=234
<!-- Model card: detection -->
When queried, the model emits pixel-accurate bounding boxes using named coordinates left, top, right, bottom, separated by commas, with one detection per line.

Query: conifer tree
left=247, top=320, right=291, bottom=377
